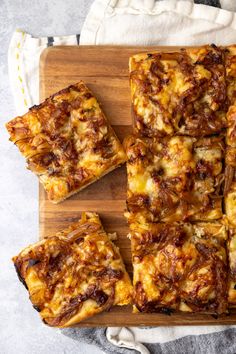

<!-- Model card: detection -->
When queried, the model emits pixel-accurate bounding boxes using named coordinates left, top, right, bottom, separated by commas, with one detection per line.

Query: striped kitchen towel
left=8, top=1, right=236, bottom=354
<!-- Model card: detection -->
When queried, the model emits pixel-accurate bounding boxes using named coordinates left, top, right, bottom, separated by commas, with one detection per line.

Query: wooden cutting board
left=39, top=45, right=236, bottom=326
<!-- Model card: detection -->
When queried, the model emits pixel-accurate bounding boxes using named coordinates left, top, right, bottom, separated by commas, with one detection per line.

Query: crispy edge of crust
left=43, top=155, right=126, bottom=204
left=5, top=81, right=87, bottom=133
left=128, top=44, right=231, bottom=67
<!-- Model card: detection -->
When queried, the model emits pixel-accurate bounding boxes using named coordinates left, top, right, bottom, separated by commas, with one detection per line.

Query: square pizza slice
left=228, top=228, right=236, bottom=307
left=225, top=45, right=236, bottom=107
left=224, top=147, right=236, bottom=227
left=6, top=82, right=126, bottom=203
left=125, top=134, right=223, bottom=223
left=130, top=221, right=228, bottom=314
left=130, top=45, right=227, bottom=137
left=12, top=212, right=132, bottom=327
left=224, top=49, right=236, bottom=227
left=225, top=46, right=236, bottom=148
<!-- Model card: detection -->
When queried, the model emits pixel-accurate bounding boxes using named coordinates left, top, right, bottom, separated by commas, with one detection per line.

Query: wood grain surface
left=39, top=45, right=236, bottom=326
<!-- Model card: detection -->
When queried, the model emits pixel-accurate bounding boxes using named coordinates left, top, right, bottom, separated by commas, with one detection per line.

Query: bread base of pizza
left=12, top=212, right=132, bottom=327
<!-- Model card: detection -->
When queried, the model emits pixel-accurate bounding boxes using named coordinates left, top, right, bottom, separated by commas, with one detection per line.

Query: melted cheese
left=129, top=171, right=156, bottom=195
left=225, top=184, right=236, bottom=227
left=161, top=136, right=195, bottom=177
left=27, top=114, right=41, bottom=135
left=229, top=233, right=236, bottom=271
left=82, top=97, right=99, bottom=110
left=227, top=105, right=236, bottom=147
left=195, top=65, right=212, bottom=80
left=40, top=175, right=69, bottom=201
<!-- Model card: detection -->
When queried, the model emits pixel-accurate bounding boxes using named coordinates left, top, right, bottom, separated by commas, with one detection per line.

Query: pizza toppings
left=12, top=212, right=132, bottom=327
left=131, top=221, right=228, bottom=314
left=6, top=82, right=126, bottom=203
left=225, top=50, right=236, bottom=228
left=125, top=135, right=224, bottom=223
left=130, top=45, right=228, bottom=137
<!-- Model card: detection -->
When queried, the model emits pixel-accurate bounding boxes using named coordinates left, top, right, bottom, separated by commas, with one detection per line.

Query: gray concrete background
left=0, top=0, right=103, bottom=353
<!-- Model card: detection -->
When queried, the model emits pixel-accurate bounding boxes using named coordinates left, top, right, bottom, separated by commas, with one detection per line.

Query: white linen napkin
left=8, top=1, right=236, bottom=353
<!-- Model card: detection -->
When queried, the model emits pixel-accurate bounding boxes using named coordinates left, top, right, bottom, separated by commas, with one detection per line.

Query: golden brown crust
left=125, top=134, right=224, bottom=223
left=12, top=212, right=132, bottom=327
left=130, top=45, right=227, bottom=138
left=130, top=221, right=228, bottom=314
left=6, top=82, right=126, bottom=203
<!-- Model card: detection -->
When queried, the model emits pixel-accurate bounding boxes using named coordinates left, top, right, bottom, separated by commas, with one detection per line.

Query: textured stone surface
left=0, top=0, right=102, bottom=353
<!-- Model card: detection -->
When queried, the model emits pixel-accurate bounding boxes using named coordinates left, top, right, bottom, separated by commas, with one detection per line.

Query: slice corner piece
left=12, top=212, right=132, bottom=327
left=228, top=227, right=236, bottom=307
left=129, top=45, right=227, bottom=137
left=130, top=220, right=228, bottom=315
left=6, top=82, right=126, bottom=203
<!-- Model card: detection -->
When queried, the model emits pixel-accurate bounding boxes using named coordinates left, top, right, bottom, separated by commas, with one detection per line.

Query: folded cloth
left=62, top=326, right=236, bottom=354
left=9, top=0, right=236, bottom=116
left=8, top=32, right=80, bottom=115
left=8, top=0, right=236, bottom=353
